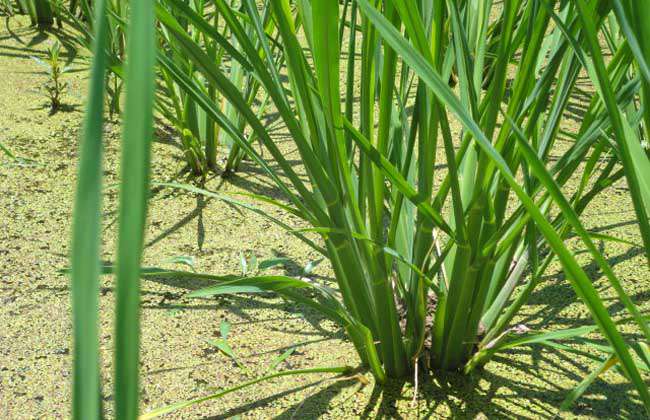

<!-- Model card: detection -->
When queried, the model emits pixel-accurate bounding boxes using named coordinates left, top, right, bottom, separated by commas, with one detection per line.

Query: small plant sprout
left=266, top=347, right=296, bottom=373
left=32, top=41, right=69, bottom=114
left=207, top=320, right=248, bottom=373
left=162, top=255, right=197, bottom=272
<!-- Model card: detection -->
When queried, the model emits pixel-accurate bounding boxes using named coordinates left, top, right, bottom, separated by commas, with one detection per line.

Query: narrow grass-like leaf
left=357, top=2, right=650, bottom=408
left=575, top=1, right=650, bottom=265
left=559, top=354, right=618, bottom=413
left=138, top=366, right=352, bottom=419
left=267, top=347, right=296, bottom=373
left=113, top=0, right=157, bottom=417
left=69, top=0, right=109, bottom=417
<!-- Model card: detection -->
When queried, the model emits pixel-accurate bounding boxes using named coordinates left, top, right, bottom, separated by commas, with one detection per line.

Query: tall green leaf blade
left=113, top=0, right=157, bottom=417
left=502, top=110, right=650, bottom=343
left=69, top=0, right=109, bottom=417
left=357, top=1, right=650, bottom=408
left=620, top=113, right=650, bottom=214
left=575, top=1, right=650, bottom=265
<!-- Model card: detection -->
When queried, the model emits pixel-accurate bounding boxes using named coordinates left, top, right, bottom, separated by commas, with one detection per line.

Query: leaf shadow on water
left=51, top=246, right=647, bottom=417
left=163, top=246, right=647, bottom=419
left=51, top=220, right=647, bottom=418
left=50, top=179, right=648, bottom=419
left=0, top=18, right=80, bottom=63
left=224, top=158, right=308, bottom=201
left=520, top=243, right=649, bottom=329
left=199, top=378, right=359, bottom=420
left=164, top=338, right=643, bottom=419
left=137, top=270, right=342, bottom=341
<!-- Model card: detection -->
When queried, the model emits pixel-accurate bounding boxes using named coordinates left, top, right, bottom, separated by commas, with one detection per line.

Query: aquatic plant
left=32, top=41, right=68, bottom=113
left=59, top=0, right=274, bottom=178
left=69, top=0, right=650, bottom=418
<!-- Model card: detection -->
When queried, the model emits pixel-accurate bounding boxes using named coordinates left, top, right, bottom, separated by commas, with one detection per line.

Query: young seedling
left=240, top=254, right=295, bottom=277
left=265, top=347, right=295, bottom=374
left=302, top=259, right=323, bottom=277
left=0, top=140, right=16, bottom=161
left=207, top=320, right=248, bottom=373
left=162, top=255, right=196, bottom=272
left=32, top=41, right=69, bottom=114
left=1, top=138, right=39, bottom=167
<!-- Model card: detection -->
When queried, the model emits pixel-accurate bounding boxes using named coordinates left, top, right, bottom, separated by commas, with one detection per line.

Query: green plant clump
left=68, top=0, right=650, bottom=418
